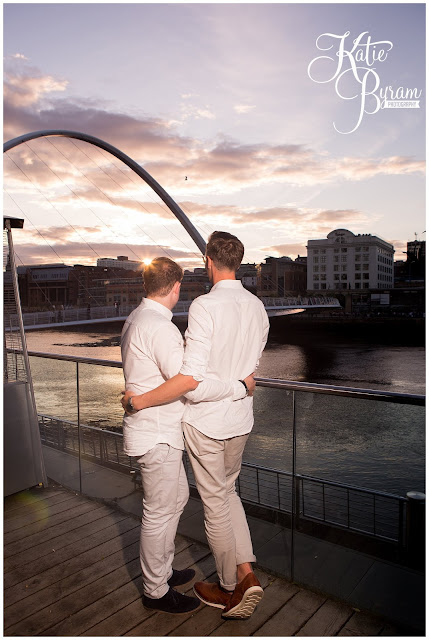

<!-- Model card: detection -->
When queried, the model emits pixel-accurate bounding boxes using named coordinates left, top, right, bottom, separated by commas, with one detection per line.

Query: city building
left=257, top=257, right=307, bottom=297
left=96, top=256, right=143, bottom=272
left=17, top=264, right=73, bottom=309
left=105, top=277, right=144, bottom=308
left=307, top=229, right=394, bottom=292
left=236, top=263, right=258, bottom=292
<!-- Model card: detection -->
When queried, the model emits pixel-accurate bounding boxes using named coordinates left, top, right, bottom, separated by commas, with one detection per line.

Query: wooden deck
left=4, top=485, right=412, bottom=637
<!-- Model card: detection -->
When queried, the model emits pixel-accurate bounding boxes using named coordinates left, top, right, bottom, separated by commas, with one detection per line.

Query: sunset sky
left=3, top=3, right=426, bottom=270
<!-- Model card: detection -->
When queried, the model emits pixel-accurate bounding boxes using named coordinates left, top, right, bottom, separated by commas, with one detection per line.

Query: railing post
left=76, top=362, right=82, bottom=494
left=406, top=491, right=425, bottom=569
left=290, top=390, right=297, bottom=582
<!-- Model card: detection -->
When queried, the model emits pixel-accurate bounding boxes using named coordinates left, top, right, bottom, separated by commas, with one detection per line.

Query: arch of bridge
left=3, top=130, right=206, bottom=255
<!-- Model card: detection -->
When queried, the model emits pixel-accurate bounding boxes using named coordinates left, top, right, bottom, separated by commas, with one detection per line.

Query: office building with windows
left=307, top=229, right=394, bottom=292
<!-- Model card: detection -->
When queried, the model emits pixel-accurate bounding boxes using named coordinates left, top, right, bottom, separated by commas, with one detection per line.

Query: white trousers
left=183, top=423, right=256, bottom=591
left=137, top=444, right=189, bottom=598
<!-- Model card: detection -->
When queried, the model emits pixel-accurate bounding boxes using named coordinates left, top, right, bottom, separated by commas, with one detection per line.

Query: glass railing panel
left=291, top=389, right=425, bottom=627
left=241, top=385, right=294, bottom=580
left=294, top=391, right=424, bottom=496
left=30, top=355, right=81, bottom=490
left=75, top=362, right=142, bottom=515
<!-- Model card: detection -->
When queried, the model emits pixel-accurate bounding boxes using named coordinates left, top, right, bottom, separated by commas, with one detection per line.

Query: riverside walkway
left=4, top=483, right=417, bottom=637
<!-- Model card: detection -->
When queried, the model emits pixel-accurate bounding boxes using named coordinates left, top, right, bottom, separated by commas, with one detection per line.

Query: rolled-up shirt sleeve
left=185, top=378, right=245, bottom=403
left=180, top=298, right=213, bottom=381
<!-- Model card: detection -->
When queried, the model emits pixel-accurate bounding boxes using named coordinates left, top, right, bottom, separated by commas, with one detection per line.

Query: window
left=341, top=274, right=347, bottom=280
left=321, top=249, right=326, bottom=254
left=355, top=254, right=361, bottom=261
left=334, top=248, right=339, bottom=253
left=321, top=283, right=327, bottom=289
left=363, top=273, right=369, bottom=280
left=341, top=265, right=347, bottom=272
left=334, top=274, right=340, bottom=281
left=363, top=263, right=369, bottom=270
left=356, top=264, right=361, bottom=270
left=334, top=255, right=339, bottom=263
left=355, top=283, right=360, bottom=289
left=314, top=274, right=319, bottom=281
left=341, top=255, right=347, bottom=262
left=314, top=257, right=319, bottom=263
left=363, top=253, right=369, bottom=260
left=341, top=248, right=347, bottom=253
left=363, top=282, right=369, bottom=288
left=355, top=273, right=361, bottom=279
left=320, top=256, right=326, bottom=263
left=313, top=283, right=320, bottom=289
left=314, top=266, right=319, bottom=272
left=363, top=246, right=369, bottom=251
left=333, top=265, right=339, bottom=271
left=320, top=274, right=326, bottom=280
left=314, top=250, right=319, bottom=254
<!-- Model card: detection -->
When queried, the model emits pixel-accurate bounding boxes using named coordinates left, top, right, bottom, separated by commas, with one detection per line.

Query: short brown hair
left=143, top=257, right=183, bottom=296
left=206, top=231, right=244, bottom=272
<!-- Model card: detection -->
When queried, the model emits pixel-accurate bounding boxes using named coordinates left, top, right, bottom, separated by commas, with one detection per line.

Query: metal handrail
left=27, top=350, right=425, bottom=405
left=38, top=413, right=407, bottom=545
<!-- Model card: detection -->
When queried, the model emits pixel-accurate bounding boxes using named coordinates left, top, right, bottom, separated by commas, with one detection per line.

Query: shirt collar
left=210, top=279, right=242, bottom=291
left=141, top=297, right=173, bottom=320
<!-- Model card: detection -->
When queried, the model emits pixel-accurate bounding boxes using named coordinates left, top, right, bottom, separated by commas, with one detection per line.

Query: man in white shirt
left=121, top=256, right=253, bottom=615
left=123, top=233, right=269, bottom=619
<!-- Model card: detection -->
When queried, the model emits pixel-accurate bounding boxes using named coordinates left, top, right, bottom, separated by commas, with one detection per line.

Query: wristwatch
left=126, top=396, right=137, bottom=412
left=239, top=380, right=249, bottom=396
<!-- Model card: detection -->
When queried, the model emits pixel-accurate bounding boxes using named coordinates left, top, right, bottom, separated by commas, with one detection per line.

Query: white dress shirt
left=180, top=280, right=270, bottom=439
left=121, top=298, right=245, bottom=457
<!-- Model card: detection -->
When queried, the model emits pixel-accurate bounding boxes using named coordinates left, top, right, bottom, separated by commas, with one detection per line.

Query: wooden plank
left=5, top=540, right=138, bottom=628
left=4, top=510, right=129, bottom=571
left=4, top=487, right=61, bottom=511
left=4, top=533, right=191, bottom=626
left=5, top=557, right=143, bottom=636
left=4, top=494, right=89, bottom=533
left=4, top=489, right=75, bottom=517
left=3, top=501, right=97, bottom=545
left=210, top=578, right=300, bottom=637
left=89, top=551, right=216, bottom=636
left=4, top=504, right=118, bottom=558
left=296, top=599, right=354, bottom=636
left=379, top=622, right=407, bottom=636
left=254, top=588, right=326, bottom=636
left=43, top=575, right=144, bottom=636
left=4, top=520, right=140, bottom=604
left=337, top=611, right=385, bottom=636
left=46, top=543, right=212, bottom=636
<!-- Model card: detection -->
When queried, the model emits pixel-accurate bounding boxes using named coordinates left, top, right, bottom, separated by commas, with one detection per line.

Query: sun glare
left=143, top=258, right=152, bottom=266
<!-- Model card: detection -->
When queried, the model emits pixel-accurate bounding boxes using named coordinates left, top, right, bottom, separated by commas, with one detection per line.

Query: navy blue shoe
left=168, top=568, right=196, bottom=587
left=143, top=587, right=200, bottom=614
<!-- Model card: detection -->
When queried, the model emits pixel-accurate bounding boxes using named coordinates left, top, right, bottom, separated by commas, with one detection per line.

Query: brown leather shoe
left=193, top=581, right=232, bottom=609
left=222, top=572, right=263, bottom=619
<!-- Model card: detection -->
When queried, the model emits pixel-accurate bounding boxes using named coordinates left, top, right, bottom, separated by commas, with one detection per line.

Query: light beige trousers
left=183, top=422, right=256, bottom=591
left=137, top=444, right=189, bottom=598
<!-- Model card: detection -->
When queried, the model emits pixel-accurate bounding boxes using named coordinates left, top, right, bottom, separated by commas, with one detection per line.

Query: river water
left=26, top=323, right=425, bottom=497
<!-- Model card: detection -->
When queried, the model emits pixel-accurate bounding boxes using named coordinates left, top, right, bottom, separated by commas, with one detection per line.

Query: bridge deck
left=4, top=484, right=410, bottom=637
